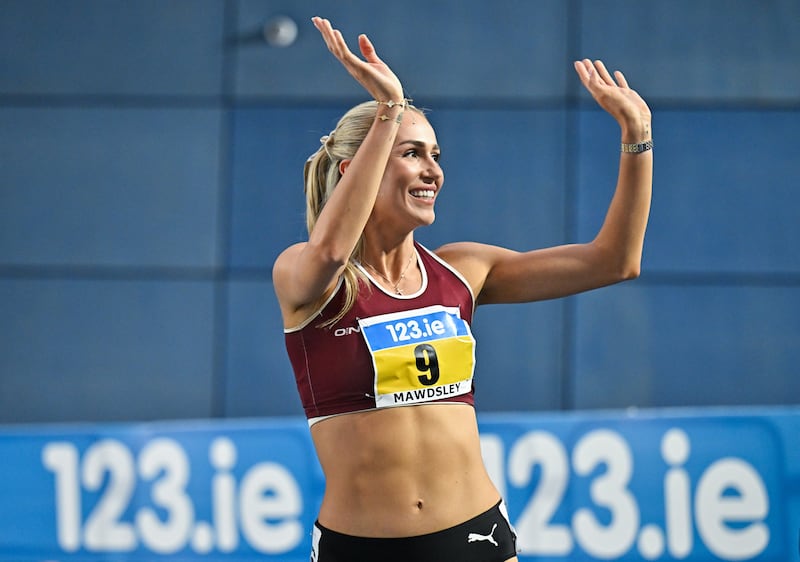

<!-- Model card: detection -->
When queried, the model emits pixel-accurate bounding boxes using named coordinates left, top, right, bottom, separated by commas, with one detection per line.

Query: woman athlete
left=273, top=16, right=653, bottom=562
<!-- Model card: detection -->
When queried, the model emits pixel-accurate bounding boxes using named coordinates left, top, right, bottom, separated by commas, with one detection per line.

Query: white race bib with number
left=358, top=305, right=475, bottom=408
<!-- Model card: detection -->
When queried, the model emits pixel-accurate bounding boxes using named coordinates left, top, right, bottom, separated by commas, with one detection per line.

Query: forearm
left=308, top=103, right=405, bottom=263
left=593, top=128, right=653, bottom=278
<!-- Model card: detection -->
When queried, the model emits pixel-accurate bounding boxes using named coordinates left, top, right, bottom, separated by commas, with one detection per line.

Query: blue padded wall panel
left=233, top=0, right=568, bottom=100
left=472, top=301, right=565, bottom=412
left=0, top=0, right=225, bottom=96
left=0, top=279, right=215, bottom=423
left=579, top=0, right=800, bottom=102
left=415, top=108, right=568, bottom=252
left=577, top=108, right=800, bottom=273
left=229, top=106, right=349, bottom=269
left=0, top=107, right=222, bottom=268
left=224, top=279, right=302, bottom=417
left=572, top=284, right=800, bottom=409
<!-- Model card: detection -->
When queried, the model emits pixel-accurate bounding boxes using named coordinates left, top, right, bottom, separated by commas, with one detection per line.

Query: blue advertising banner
left=0, top=407, right=798, bottom=561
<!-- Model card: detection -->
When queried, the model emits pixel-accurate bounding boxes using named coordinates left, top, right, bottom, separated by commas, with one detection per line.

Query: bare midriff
left=310, top=402, right=501, bottom=538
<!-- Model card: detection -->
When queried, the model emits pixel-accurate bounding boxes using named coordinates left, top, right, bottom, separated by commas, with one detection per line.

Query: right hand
left=573, top=59, right=651, bottom=140
left=312, top=16, right=404, bottom=103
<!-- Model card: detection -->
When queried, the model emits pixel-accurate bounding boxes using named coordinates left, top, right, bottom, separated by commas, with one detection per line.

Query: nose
left=421, top=157, right=443, bottom=184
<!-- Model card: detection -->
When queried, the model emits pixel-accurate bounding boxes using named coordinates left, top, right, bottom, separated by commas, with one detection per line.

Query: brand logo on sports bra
left=333, top=326, right=361, bottom=337
left=467, top=522, right=499, bottom=547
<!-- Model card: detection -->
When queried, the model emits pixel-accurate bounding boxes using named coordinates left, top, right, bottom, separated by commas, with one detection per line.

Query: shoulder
left=433, top=242, right=513, bottom=299
left=434, top=241, right=514, bottom=271
left=272, top=242, right=311, bottom=312
left=273, top=242, right=346, bottom=328
left=273, top=243, right=307, bottom=280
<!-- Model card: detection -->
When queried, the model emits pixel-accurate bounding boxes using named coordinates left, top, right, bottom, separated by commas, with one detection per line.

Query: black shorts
left=310, top=500, right=517, bottom=562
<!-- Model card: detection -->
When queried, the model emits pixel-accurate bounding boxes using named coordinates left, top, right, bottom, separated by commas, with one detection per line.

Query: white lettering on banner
left=572, top=430, right=639, bottom=558
left=480, top=426, right=775, bottom=561
left=506, top=431, right=572, bottom=556
left=41, top=437, right=303, bottom=556
left=81, top=439, right=137, bottom=551
left=695, top=459, right=770, bottom=560
left=38, top=422, right=780, bottom=561
left=240, top=463, right=303, bottom=554
left=211, top=437, right=238, bottom=552
left=663, top=428, right=692, bottom=557
left=135, top=438, right=194, bottom=553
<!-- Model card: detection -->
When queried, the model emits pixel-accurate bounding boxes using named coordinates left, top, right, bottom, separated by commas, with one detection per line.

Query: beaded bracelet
left=621, top=139, right=654, bottom=153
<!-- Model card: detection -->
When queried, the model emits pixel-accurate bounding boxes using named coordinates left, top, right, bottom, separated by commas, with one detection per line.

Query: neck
left=360, top=242, right=417, bottom=295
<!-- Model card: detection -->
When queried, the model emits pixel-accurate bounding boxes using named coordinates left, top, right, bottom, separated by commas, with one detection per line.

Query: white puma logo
left=467, top=522, right=499, bottom=547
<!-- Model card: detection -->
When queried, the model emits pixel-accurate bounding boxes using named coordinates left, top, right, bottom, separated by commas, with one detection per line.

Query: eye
left=432, top=153, right=441, bottom=162
left=403, top=149, right=419, bottom=158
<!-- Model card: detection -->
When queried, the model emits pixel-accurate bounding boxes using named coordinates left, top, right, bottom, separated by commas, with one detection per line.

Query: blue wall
left=1, top=0, right=798, bottom=423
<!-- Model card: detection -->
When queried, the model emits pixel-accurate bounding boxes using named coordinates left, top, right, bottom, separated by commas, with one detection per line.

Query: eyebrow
left=397, top=139, right=440, bottom=151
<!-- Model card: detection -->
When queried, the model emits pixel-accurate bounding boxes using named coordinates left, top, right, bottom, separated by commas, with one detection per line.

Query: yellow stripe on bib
left=373, top=335, right=474, bottom=407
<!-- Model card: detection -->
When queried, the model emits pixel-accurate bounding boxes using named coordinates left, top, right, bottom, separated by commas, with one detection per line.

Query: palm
left=313, top=17, right=404, bottom=102
left=574, top=59, right=651, bottom=125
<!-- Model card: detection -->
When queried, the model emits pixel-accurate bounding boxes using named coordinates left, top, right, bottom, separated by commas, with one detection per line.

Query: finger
left=330, top=29, right=350, bottom=56
left=312, top=16, right=336, bottom=43
left=317, top=22, right=361, bottom=66
left=614, top=70, right=630, bottom=89
left=593, top=60, right=616, bottom=85
left=358, top=34, right=383, bottom=64
left=313, top=18, right=347, bottom=54
left=573, top=59, right=594, bottom=83
left=312, top=17, right=338, bottom=51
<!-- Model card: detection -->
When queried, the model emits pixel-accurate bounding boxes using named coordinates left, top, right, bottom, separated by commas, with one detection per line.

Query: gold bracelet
left=621, top=139, right=654, bottom=153
left=378, top=110, right=405, bottom=124
left=375, top=98, right=412, bottom=110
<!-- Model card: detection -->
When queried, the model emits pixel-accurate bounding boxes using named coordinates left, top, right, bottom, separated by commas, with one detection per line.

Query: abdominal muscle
left=310, top=402, right=501, bottom=538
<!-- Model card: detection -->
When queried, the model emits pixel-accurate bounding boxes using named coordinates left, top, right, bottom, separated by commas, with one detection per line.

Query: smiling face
left=371, top=111, right=444, bottom=230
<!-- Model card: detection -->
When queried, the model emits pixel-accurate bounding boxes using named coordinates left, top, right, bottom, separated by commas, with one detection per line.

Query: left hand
left=574, top=59, right=651, bottom=140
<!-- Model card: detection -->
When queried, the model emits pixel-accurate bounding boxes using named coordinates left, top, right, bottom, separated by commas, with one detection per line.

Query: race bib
left=358, top=305, right=475, bottom=408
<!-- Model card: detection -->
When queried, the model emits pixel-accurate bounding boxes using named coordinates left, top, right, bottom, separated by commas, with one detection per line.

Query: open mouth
left=410, top=189, right=436, bottom=200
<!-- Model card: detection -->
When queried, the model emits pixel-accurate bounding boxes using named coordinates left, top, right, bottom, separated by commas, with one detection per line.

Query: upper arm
left=435, top=240, right=632, bottom=306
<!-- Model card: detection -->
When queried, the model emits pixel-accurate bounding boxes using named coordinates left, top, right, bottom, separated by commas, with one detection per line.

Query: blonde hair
left=303, top=100, right=421, bottom=327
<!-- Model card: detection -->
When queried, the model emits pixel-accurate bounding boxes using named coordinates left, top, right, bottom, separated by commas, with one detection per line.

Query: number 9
left=414, top=344, right=440, bottom=385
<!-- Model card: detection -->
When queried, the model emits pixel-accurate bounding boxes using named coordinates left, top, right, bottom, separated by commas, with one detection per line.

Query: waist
left=308, top=395, right=473, bottom=426
left=310, top=403, right=499, bottom=536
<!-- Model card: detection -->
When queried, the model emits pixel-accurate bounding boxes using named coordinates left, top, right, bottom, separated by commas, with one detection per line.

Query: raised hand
left=574, top=59, right=651, bottom=140
left=312, top=16, right=404, bottom=103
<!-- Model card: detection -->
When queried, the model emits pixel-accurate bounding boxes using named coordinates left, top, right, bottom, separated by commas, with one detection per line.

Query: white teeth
left=410, top=189, right=435, bottom=199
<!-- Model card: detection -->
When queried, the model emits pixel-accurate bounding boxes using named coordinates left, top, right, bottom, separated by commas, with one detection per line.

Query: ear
left=339, top=159, right=352, bottom=176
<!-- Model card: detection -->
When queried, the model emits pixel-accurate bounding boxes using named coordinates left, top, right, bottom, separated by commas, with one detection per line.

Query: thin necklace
left=364, top=251, right=415, bottom=295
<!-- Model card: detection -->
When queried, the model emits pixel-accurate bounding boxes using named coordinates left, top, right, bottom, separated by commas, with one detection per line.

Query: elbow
left=621, top=265, right=641, bottom=281
left=593, top=242, right=642, bottom=283
left=617, top=259, right=642, bottom=282
left=603, top=250, right=641, bottom=283
left=305, top=238, right=351, bottom=270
